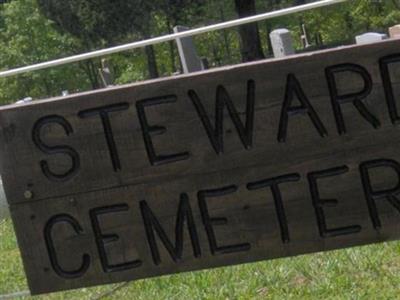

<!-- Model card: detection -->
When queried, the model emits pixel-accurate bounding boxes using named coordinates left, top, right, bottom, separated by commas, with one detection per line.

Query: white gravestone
left=16, top=97, right=32, bottom=105
left=355, top=32, right=388, bottom=45
left=270, top=29, right=295, bottom=58
left=389, top=25, right=400, bottom=38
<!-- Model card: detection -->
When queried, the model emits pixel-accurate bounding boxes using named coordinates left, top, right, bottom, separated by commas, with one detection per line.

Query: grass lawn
left=1, top=219, right=399, bottom=300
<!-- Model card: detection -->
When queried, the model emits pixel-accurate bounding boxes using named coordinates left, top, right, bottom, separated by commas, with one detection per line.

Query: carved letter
left=136, top=96, right=190, bottom=166
left=44, top=214, right=90, bottom=278
left=140, top=194, right=201, bottom=265
left=360, top=159, right=400, bottom=230
left=380, top=54, right=400, bottom=124
left=247, top=173, right=301, bottom=243
left=198, top=185, right=251, bottom=255
left=79, top=103, right=129, bottom=172
left=308, top=166, right=362, bottom=237
left=278, top=74, right=327, bottom=143
left=189, top=80, right=255, bottom=154
left=32, top=115, right=80, bottom=182
left=325, top=63, right=380, bottom=134
left=90, top=204, right=142, bottom=272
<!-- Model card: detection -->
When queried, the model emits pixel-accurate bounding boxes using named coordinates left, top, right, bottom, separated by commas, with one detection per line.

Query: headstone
left=99, top=58, right=114, bottom=87
left=389, top=25, right=400, bottom=38
left=62, top=90, right=69, bottom=97
left=174, top=26, right=204, bottom=73
left=16, top=97, right=32, bottom=105
left=270, top=28, right=295, bottom=58
left=355, top=32, right=388, bottom=45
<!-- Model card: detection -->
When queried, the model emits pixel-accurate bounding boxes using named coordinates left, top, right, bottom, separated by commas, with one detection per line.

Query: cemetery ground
left=0, top=220, right=400, bottom=299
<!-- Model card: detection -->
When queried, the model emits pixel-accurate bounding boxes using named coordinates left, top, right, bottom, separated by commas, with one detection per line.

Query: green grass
left=1, top=219, right=400, bottom=300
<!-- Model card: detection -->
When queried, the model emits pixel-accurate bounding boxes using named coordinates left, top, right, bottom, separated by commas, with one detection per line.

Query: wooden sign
left=2, top=39, right=400, bottom=294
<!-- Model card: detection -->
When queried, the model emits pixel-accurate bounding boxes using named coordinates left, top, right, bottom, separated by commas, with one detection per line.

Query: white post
left=99, top=58, right=114, bottom=87
left=301, top=24, right=311, bottom=48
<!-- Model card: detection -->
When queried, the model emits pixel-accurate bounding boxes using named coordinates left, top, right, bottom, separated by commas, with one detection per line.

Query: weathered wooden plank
left=2, top=39, right=400, bottom=294
left=0, top=40, right=399, bottom=205
left=11, top=155, right=400, bottom=294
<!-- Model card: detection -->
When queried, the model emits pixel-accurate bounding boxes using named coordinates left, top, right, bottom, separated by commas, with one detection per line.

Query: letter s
left=32, top=115, right=80, bottom=182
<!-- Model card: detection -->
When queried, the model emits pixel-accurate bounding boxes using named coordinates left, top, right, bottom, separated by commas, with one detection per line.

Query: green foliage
left=155, top=0, right=206, bottom=27
left=0, top=0, right=90, bottom=103
left=284, top=0, right=400, bottom=48
left=37, top=0, right=152, bottom=45
left=0, top=0, right=399, bottom=102
left=36, top=0, right=207, bottom=80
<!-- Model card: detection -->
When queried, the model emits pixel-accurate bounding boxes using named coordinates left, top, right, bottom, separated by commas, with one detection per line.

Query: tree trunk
left=265, top=23, right=273, bottom=56
left=142, top=25, right=160, bottom=79
left=80, top=59, right=100, bottom=90
left=145, top=45, right=159, bottom=79
left=168, top=40, right=177, bottom=73
left=234, top=0, right=265, bottom=62
left=42, top=78, right=52, bottom=97
left=219, top=5, right=232, bottom=63
left=315, top=32, right=323, bottom=46
left=166, top=19, right=177, bottom=73
left=80, top=39, right=101, bottom=89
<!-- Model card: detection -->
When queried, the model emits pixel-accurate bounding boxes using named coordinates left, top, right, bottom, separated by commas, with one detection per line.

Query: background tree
left=0, top=0, right=400, bottom=104
left=234, top=0, right=265, bottom=62
left=37, top=0, right=160, bottom=78
left=0, top=0, right=90, bottom=103
left=155, top=0, right=206, bottom=72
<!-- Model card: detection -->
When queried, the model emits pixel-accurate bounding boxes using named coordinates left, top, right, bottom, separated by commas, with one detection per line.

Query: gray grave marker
left=174, top=26, right=204, bottom=73
left=270, top=28, right=295, bottom=58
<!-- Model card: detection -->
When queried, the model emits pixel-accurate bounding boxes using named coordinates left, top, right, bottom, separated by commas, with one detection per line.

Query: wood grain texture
left=2, top=39, right=400, bottom=294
